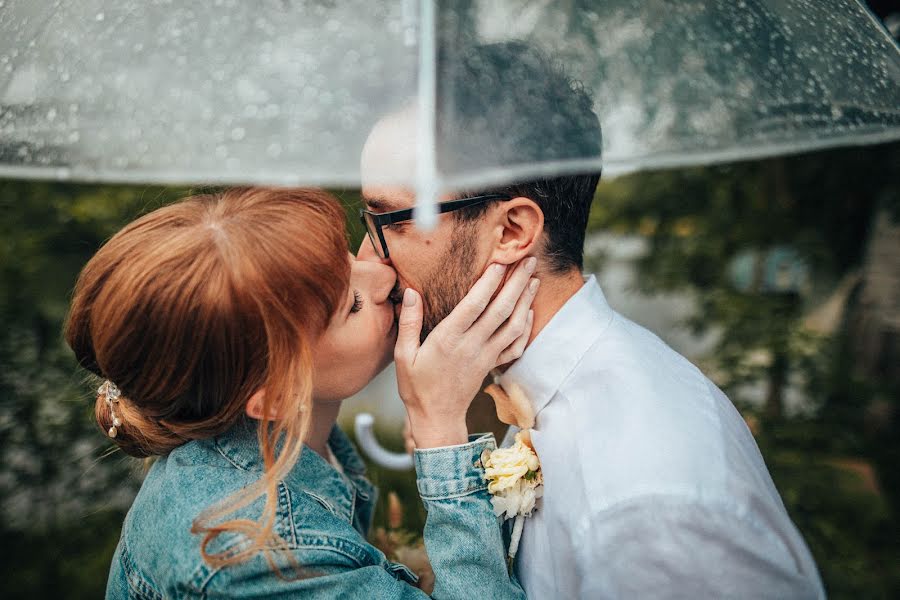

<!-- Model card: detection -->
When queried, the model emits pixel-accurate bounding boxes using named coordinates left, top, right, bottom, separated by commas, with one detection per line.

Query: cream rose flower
left=490, top=480, right=543, bottom=519
left=479, top=376, right=544, bottom=574
left=482, top=431, right=543, bottom=518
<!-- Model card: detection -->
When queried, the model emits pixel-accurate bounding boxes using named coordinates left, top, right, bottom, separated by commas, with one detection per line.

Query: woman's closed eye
left=350, top=290, right=364, bottom=314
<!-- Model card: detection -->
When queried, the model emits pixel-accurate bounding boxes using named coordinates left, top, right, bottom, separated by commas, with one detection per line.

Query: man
left=358, top=42, right=825, bottom=598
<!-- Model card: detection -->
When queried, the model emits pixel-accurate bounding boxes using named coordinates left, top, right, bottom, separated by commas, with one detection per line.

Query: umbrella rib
left=414, top=0, right=439, bottom=230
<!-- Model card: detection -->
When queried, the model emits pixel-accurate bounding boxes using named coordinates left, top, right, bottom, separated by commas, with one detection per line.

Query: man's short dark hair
left=436, top=41, right=603, bottom=273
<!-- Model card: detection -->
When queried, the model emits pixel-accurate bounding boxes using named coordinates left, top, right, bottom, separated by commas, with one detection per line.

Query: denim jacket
left=106, top=419, right=524, bottom=599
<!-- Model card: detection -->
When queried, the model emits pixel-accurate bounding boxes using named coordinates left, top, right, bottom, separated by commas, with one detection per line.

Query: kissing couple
left=72, top=43, right=824, bottom=599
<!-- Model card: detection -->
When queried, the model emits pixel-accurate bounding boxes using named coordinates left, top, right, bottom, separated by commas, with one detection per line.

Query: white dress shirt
left=499, top=276, right=825, bottom=599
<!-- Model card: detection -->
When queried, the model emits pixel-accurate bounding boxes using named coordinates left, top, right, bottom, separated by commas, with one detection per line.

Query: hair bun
left=94, top=387, right=184, bottom=458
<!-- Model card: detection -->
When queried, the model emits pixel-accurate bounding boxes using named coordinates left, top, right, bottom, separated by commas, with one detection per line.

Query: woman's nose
left=373, top=264, right=398, bottom=304
left=357, top=258, right=397, bottom=304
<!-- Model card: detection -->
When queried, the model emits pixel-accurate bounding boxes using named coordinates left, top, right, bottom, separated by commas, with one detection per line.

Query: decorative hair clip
left=99, top=380, right=123, bottom=438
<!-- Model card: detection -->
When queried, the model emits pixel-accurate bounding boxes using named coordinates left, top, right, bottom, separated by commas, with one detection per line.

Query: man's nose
left=356, top=236, right=391, bottom=265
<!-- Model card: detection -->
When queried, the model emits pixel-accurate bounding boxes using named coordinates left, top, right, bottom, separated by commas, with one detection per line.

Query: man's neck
left=496, top=267, right=584, bottom=374
left=529, top=267, right=585, bottom=344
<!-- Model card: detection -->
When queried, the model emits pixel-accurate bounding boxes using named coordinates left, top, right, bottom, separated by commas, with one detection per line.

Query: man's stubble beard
left=418, top=222, right=481, bottom=343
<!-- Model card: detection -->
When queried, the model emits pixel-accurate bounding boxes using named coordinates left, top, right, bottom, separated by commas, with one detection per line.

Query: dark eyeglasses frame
left=359, top=194, right=511, bottom=259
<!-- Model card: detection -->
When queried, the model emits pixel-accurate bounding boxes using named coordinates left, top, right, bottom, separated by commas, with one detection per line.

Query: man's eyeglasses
left=359, top=194, right=511, bottom=259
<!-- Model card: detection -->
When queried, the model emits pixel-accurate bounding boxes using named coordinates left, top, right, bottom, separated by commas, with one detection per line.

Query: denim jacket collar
left=213, top=418, right=373, bottom=524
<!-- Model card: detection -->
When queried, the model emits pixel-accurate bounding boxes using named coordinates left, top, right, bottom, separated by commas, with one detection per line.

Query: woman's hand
left=395, top=257, right=539, bottom=449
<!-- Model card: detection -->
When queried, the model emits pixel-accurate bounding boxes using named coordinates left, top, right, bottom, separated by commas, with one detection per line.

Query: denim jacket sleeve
left=193, top=434, right=524, bottom=600
left=414, top=433, right=526, bottom=599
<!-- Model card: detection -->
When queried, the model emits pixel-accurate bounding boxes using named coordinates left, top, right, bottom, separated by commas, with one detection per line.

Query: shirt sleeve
left=574, top=495, right=824, bottom=599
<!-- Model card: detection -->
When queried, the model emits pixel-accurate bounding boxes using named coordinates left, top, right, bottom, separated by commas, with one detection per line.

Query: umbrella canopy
left=1, top=0, right=899, bottom=222
left=0, top=0, right=417, bottom=186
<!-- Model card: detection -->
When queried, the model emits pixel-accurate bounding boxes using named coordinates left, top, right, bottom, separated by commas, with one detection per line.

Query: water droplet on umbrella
left=95, top=12, right=105, bottom=21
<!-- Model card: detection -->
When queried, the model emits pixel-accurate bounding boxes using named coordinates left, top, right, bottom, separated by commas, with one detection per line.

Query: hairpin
left=99, top=380, right=123, bottom=438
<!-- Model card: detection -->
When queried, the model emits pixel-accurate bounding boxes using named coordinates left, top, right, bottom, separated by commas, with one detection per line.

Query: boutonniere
left=482, top=373, right=543, bottom=572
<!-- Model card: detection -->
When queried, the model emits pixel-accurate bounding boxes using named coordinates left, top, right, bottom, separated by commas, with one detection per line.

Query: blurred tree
left=589, top=142, right=899, bottom=418
left=0, top=180, right=184, bottom=598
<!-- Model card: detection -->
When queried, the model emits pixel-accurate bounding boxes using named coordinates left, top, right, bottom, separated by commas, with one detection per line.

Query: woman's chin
left=347, top=351, right=396, bottom=400
left=374, top=347, right=395, bottom=379
left=316, top=343, right=396, bottom=403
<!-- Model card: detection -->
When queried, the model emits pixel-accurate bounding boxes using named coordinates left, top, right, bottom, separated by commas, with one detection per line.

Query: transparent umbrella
left=1, top=0, right=898, bottom=225
left=2, top=0, right=899, bottom=466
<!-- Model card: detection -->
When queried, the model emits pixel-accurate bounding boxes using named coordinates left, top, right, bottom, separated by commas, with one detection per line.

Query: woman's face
left=312, top=253, right=399, bottom=402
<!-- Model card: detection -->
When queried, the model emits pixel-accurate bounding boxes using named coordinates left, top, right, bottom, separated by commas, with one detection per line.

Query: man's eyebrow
left=362, top=196, right=399, bottom=212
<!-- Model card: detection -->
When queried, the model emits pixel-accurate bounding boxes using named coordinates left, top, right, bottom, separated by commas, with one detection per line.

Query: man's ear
left=489, top=197, right=544, bottom=265
left=245, top=389, right=279, bottom=420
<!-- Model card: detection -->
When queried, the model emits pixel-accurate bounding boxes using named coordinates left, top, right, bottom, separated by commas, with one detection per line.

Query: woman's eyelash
left=350, top=290, right=364, bottom=314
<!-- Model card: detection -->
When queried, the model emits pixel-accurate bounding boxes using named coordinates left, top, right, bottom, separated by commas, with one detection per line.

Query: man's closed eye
left=385, top=222, right=410, bottom=233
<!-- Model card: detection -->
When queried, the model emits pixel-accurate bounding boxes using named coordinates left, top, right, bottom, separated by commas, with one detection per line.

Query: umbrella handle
left=353, top=413, right=414, bottom=471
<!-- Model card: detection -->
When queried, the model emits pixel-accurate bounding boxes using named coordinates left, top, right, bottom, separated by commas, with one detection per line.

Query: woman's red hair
left=65, top=187, right=350, bottom=571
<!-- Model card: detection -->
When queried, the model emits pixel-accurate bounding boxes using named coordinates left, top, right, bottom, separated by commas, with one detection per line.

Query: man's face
left=357, top=184, right=489, bottom=339
left=358, top=110, right=492, bottom=339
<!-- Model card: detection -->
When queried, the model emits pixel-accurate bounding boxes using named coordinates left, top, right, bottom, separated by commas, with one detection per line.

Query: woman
left=65, top=187, right=536, bottom=599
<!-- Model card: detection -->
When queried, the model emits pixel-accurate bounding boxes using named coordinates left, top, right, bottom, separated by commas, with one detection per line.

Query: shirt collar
left=498, top=275, right=614, bottom=419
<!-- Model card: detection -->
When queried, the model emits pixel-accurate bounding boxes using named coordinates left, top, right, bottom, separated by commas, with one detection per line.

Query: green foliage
left=759, top=427, right=900, bottom=598
left=0, top=510, right=125, bottom=600
left=0, top=180, right=188, bottom=599
left=590, top=144, right=899, bottom=410
left=333, top=188, right=368, bottom=250
left=0, top=181, right=183, bottom=529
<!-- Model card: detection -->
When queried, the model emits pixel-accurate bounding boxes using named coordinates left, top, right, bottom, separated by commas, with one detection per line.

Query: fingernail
left=403, top=288, right=417, bottom=306
left=529, top=278, right=540, bottom=294
left=525, top=257, right=537, bottom=273
left=492, top=263, right=507, bottom=274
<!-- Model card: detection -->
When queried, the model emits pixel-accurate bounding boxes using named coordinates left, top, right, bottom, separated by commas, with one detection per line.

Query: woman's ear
left=245, top=389, right=277, bottom=420
left=489, top=197, right=544, bottom=265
